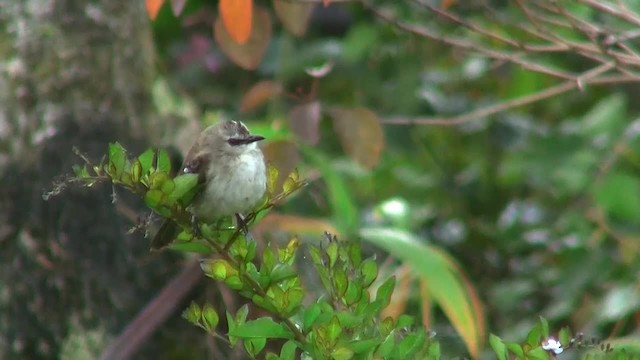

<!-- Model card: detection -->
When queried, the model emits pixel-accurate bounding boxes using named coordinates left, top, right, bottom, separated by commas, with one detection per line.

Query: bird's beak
left=245, top=135, right=265, bottom=144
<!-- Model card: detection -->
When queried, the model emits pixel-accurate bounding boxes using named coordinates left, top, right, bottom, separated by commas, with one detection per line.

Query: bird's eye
left=227, top=138, right=243, bottom=146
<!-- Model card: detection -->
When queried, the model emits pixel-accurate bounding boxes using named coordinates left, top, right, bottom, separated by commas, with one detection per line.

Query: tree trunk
left=0, top=1, right=198, bottom=358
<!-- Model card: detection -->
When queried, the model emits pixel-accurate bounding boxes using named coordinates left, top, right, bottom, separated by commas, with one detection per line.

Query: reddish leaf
left=288, top=101, right=322, bottom=145
left=262, top=140, right=301, bottom=195
left=170, top=0, right=187, bottom=16
left=273, top=0, right=314, bottom=37
left=214, top=6, right=272, bottom=70
left=323, top=0, right=331, bottom=7
left=219, top=0, right=253, bottom=44
left=240, top=80, right=283, bottom=113
left=328, top=107, right=385, bottom=169
left=146, top=0, right=164, bottom=20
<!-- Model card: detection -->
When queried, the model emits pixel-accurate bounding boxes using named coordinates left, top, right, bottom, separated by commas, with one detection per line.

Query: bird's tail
left=151, top=219, right=179, bottom=250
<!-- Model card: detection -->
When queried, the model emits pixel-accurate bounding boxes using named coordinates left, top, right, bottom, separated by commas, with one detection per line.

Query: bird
left=151, top=120, right=266, bottom=249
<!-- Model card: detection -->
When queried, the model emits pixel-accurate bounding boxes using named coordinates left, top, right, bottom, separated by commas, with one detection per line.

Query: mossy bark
left=0, top=1, right=197, bottom=358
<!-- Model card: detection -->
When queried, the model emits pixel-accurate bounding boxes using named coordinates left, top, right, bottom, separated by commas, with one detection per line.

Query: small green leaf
left=138, top=148, right=155, bottom=174
left=489, top=334, right=507, bottom=360
left=160, top=179, right=175, bottom=195
left=201, top=259, right=237, bottom=280
left=344, top=279, right=363, bottom=306
left=526, top=347, right=551, bottom=360
left=267, top=163, right=279, bottom=196
left=506, top=342, right=525, bottom=357
left=348, top=339, right=378, bottom=354
left=201, top=305, right=219, bottom=331
left=144, top=189, right=165, bottom=208
left=149, top=172, right=169, bottom=190
left=156, top=148, right=171, bottom=174
left=270, top=264, right=298, bottom=284
left=558, top=327, right=571, bottom=346
left=182, top=302, right=202, bottom=326
left=527, top=321, right=544, bottom=347
left=169, top=173, right=198, bottom=202
left=377, top=334, right=395, bottom=357
left=280, top=340, right=298, bottom=360
left=375, top=276, right=396, bottom=309
left=228, top=317, right=294, bottom=339
left=331, top=346, right=354, bottom=360
left=72, top=164, right=89, bottom=178
left=303, top=303, right=322, bottom=329
left=396, top=314, right=413, bottom=328
left=168, top=241, right=213, bottom=254
left=360, top=258, right=378, bottom=287
left=244, top=337, right=267, bottom=357
left=327, top=316, right=342, bottom=343
left=108, top=142, right=127, bottom=179
left=131, top=160, right=143, bottom=183
left=333, top=268, right=348, bottom=298
left=327, top=242, right=338, bottom=268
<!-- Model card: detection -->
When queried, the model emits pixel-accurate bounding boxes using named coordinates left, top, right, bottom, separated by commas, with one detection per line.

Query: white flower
left=542, top=337, right=563, bottom=355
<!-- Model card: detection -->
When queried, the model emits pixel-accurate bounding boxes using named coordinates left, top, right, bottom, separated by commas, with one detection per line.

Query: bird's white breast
left=192, top=149, right=266, bottom=222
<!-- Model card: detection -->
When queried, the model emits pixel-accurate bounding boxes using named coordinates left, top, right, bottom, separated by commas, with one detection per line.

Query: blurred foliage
left=145, top=0, right=640, bottom=358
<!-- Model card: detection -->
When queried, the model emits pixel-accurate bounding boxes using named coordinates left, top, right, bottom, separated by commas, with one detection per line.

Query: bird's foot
left=235, top=213, right=249, bottom=234
left=190, top=215, right=203, bottom=239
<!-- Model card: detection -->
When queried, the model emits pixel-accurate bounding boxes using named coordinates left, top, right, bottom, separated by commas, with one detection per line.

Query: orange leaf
left=146, top=0, right=164, bottom=20
left=240, top=80, right=283, bottom=113
left=219, top=0, right=253, bottom=44
left=323, top=0, right=331, bottom=7
left=328, top=107, right=385, bottom=169
left=214, top=6, right=272, bottom=70
left=273, top=0, right=314, bottom=37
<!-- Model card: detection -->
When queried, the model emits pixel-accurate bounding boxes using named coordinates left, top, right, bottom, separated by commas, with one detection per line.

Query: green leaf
left=558, top=327, right=571, bottom=346
left=72, top=164, right=89, bottom=178
left=377, top=334, right=395, bottom=357
left=348, top=339, right=379, bottom=354
left=360, top=227, right=483, bottom=358
left=375, top=276, right=396, bottom=310
left=333, top=268, right=348, bottom=299
left=270, top=264, right=298, bottom=284
left=327, top=242, right=338, bottom=268
left=228, top=317, right=294, bottom=339
left=168, top=241, right=213, bottom=254
left=267, top=163, right=279, bottom=196
left=592, top=172, right=640, bottom=221
left=201, top=305, right=219, bottom=332
left=182, top=302, right=202, bottom=326
left=331, top=346, right=354, bottom=360
left=489, top=334, right=507, bottom=360
left=138, top=148, right=155, bottom=175
left=303, top=303, right=322, bottom=329
left=108, top=142, right=127, bottom=179
left=168, top=173, right=199, bottom=202
left=244, top=337, right=267, bottom=357
left=526, top=347, right=551, bottom=360
left=527, top=321, right=543, bottom=347
left=156, top=148, right=171, bottom=174
left=280, top=340, right=298, bottom=360
left=327, top=316, right=342, bottom=343
left=360, top=258, right=378, bottom=287
left=144, top=189, right=165, bottom=209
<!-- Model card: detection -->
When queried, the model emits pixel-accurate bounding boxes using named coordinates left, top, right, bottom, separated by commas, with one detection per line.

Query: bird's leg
left=190, top=215, right=203, bottom=239
left=235, top=213, right=249, bottom=234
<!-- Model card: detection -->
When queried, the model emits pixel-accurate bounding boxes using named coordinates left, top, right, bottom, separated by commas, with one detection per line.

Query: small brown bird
left=151, top=120, right=266, bottom=249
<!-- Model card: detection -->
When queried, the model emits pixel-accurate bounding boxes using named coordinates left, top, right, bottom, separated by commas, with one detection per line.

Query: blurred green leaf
left=360, top=227, right=483, bottom=358
left=228, top=317, right=294, bottom=339
left=592, top=172, right=640, bottom=221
